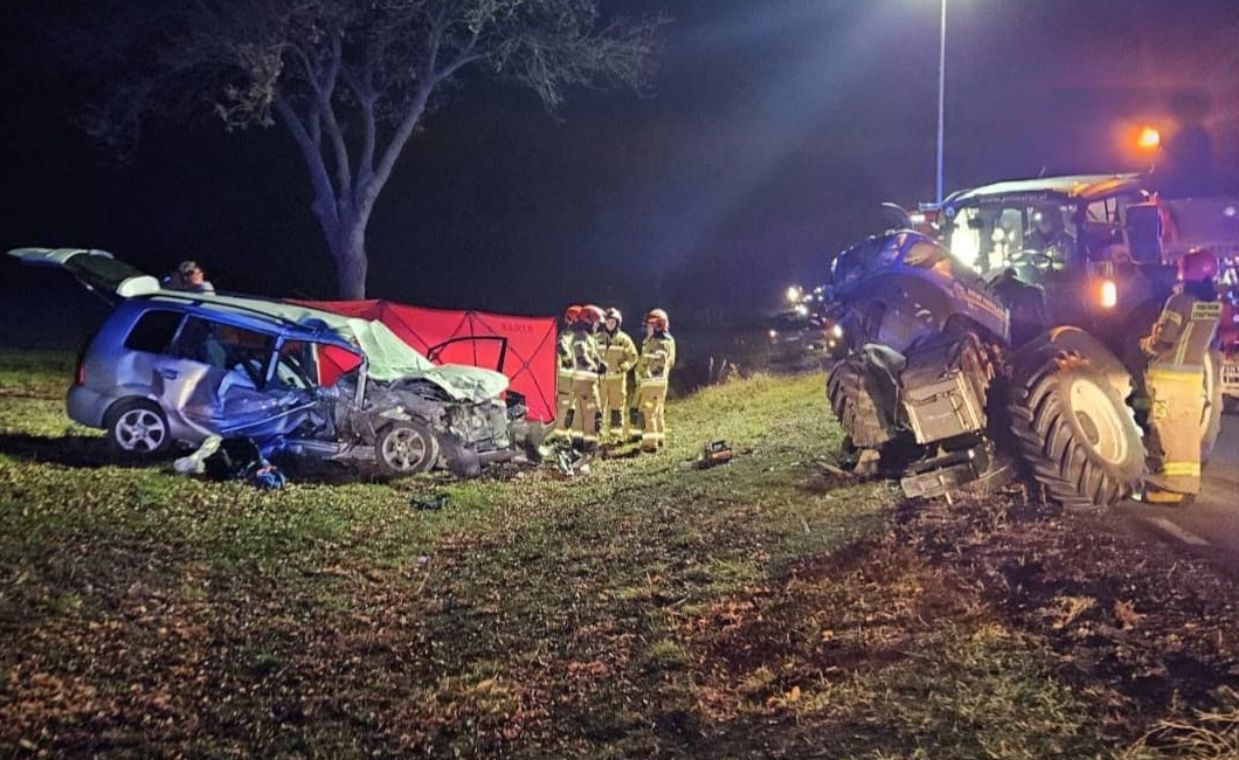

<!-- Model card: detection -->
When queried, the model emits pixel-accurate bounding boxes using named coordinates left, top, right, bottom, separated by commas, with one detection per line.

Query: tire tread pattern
left=1008, top=353, right=1141, bottom=512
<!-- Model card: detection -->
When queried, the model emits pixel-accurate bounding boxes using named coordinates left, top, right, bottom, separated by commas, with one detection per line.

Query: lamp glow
left=1138, top=126, right=1161, bottom=151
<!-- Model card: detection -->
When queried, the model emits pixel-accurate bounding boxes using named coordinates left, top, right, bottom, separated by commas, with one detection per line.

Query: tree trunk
left=333, top=221, right=368, bottom=300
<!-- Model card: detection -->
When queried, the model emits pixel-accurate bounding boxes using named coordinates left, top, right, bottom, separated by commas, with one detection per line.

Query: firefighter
left=553, top=305, right=582, bottom=440
left=634, top=309, right=676, bottom=452
left=570, top=305, right=607, bottom=449
left=1139, top=248, right=1222, bottom=504
left=597, top=308, right=639, bottom=443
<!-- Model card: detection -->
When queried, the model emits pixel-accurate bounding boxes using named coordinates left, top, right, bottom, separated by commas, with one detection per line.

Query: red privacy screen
left=296, top=300, right=558, bottom=422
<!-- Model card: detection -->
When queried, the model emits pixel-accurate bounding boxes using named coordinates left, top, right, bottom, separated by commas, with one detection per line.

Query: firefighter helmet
left=579, top=305, right=606, bottom=326
left=1180, top=248, right=1219, bottom=283
left=564, top=304, right=583, bottom=324
left=604, top=307, right=622, bottom=326
left=645, top=308, right=669, bottom=331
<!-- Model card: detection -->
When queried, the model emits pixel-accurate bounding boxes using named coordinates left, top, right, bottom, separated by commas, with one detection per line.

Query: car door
left=218, top=337, right=361, bottom=441
left=116, top=308, right=224, bottom=436
left=160, top=315, right=277, bottom=434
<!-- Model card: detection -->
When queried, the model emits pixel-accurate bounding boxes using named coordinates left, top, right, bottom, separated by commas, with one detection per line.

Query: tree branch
left=274, top=93, right=340, bottom=238
left=434, top=31, right=483, bottom=83
left=345, top=47, right=378, bottom=201
left=291, top=38, right=352, bottom=198
left=360, top=16, right=447, bottom=217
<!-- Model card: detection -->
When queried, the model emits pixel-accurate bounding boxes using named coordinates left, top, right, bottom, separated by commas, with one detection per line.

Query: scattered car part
left=412, top=494, right=449, bottom=511
left=698, top=440, right=734, bottom=469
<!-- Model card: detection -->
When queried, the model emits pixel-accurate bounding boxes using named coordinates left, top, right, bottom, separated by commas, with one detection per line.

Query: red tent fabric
left=298, top=300, right=559, bottom=422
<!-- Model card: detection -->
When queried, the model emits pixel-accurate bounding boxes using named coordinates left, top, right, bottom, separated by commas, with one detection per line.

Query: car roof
left=944, top=173, right=1145, bottom=209
left=129, top=293, right=358, bottom=350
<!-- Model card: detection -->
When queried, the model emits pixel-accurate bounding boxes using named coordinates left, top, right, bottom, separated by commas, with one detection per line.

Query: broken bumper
left=899, top=443, right=1013, bottom=500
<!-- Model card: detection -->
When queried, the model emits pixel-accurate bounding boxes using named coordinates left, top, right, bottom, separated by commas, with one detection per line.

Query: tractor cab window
left=947, top=207, right=1031, bottom=274
left=949, top=201, right=1079, bottom=282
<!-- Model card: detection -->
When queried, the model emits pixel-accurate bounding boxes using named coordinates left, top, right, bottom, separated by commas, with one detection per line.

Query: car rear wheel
left=376, top=421, right=440, bottom=477
left=1009, top=353, right=1144, bottom=512
left=104, top=399, right=173, bottom=459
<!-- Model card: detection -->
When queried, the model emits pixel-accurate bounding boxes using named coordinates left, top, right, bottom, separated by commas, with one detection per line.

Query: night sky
left=4, top=0, right=1239, bottom=341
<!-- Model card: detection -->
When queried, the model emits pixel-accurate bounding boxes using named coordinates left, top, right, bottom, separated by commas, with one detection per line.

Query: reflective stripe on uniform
left=1191, top=302, right=1223, bottom=320
left=1162, top=461, right=1202, bottom=477
left=639, top=377, right=668, bottom=388
left=1147, top=366, right=1205, bottom=381
left=1174, top=323, right=1195, bottom=366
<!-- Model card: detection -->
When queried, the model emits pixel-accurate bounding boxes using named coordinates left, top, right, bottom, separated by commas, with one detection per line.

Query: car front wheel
left=376, top=421, right=440, bottom=477
left=104, top=399, right=173, bottom=459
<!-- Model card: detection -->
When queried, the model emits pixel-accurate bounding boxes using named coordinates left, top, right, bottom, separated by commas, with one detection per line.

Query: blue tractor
left=826, top=174, right=1225, bottom=510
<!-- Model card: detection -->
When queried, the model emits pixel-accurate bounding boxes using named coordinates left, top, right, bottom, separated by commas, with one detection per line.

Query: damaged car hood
left=419, top=364, right=510, bottom=402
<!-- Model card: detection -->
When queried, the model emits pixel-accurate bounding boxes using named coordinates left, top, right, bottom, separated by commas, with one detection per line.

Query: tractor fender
left=838, top=269, right=1008, bottom=354
left=1010, top=326, right=1133, bottom=403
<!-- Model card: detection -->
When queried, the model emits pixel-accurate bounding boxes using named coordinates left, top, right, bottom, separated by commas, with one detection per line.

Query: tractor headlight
left=1099, top=279, right=1118, bottom=309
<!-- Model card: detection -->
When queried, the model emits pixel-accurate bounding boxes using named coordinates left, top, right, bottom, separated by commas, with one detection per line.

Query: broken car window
left=273, top=341, right=320, bottom=390
left=170, top=316, right=275, bottom=386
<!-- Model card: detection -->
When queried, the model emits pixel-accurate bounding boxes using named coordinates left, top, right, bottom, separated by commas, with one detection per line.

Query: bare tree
left=73, top=0, right=663, bottom=298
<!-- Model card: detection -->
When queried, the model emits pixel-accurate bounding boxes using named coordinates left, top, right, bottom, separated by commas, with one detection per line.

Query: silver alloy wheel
left=114, top=408, right=168, bottom=452
left=380, top=426, right=430, bottom=472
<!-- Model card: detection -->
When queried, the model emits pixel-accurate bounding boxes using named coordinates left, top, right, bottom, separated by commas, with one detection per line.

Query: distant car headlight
left=768, top=329, right=779, bottom=341
left=830, top=323, right=844, bottom=339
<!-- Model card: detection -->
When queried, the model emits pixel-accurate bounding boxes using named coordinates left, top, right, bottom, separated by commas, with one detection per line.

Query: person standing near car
left=570, top=305, right=607, bottom=450
left=597, top=308, right=638, bottom=444
left=164, top=260, right=216, bottom=294
left=1139, top=248, right=1222, bottom=504
left=551, top=305, right=582, bottom=441
left=634, top=309, right=675, bottom=452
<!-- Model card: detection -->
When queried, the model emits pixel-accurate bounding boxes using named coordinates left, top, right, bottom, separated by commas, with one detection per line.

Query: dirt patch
left=896, top=489, right=1239, bottom=736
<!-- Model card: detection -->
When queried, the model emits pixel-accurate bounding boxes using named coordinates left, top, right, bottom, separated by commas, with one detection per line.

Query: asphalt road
left=1118, top=412, right=1239, bottom=563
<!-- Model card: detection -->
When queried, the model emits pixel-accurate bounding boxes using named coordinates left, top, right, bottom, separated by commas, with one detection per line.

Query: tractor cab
left=941, top=174, right=1176, bottom=352
left=941, top=173, right=1147, bottom=278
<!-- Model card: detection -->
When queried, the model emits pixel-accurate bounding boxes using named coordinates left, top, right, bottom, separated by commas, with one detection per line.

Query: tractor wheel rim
left=382, top=429, right=427, bottom=471
left=1069, top=378, right=1128, bottom=466
left=117, top=409, right=166, bottom=452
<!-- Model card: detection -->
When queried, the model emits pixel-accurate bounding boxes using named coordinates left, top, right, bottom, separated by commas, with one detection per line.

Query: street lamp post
left=935, top=0, right=947, bottom=207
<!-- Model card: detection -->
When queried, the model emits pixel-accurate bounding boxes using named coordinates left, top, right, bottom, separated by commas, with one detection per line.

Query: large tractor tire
left=1203, top=350, right=1223, bottom=465
left=827, top=354, right=893, bottom=449
left=1009, top=353, right=1145, bottom=512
